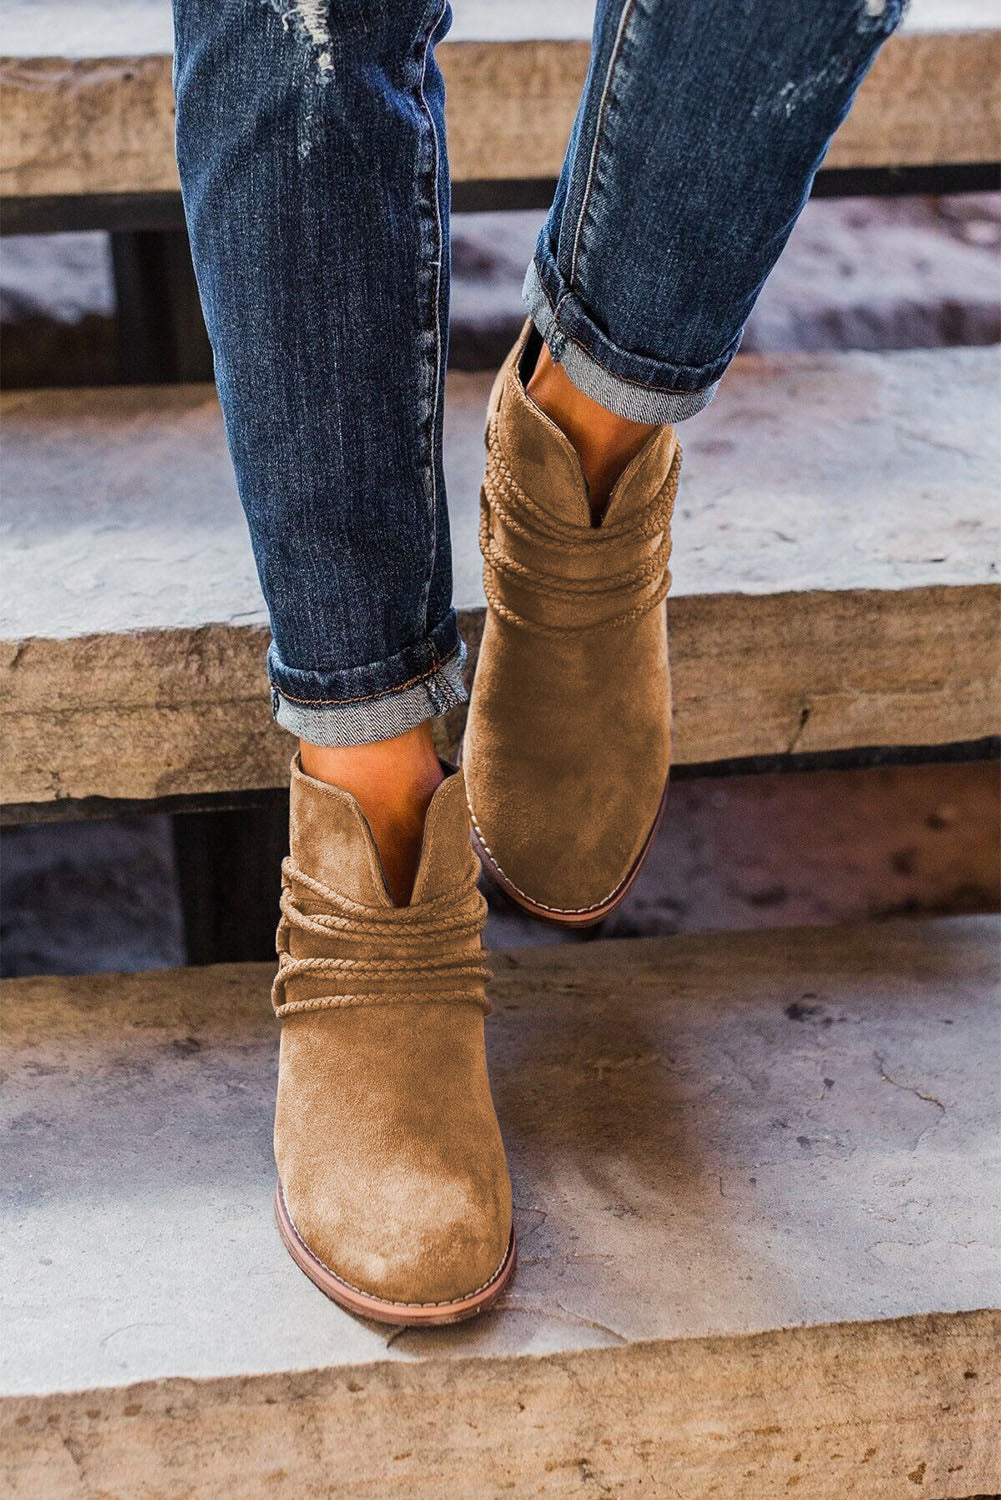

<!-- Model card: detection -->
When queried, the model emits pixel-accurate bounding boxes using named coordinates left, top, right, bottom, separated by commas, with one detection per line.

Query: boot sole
left=469, top=776, right=670, bottom=929
left=274, top=1179, right=517, bottom=1327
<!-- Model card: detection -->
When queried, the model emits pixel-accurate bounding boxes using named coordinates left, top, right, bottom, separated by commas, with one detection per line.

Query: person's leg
left=465, top=0, right=907, bottom=923
left=527, top=0, right=908, bottom=428
left=172, top=0, right=514, bottom=1323
left=173, top=0, right=458, bottom=902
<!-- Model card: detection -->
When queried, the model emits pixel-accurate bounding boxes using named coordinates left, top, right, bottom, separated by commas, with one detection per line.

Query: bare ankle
left=527, top=342, right=657, bottom=522
left=300, top=724, right=444, bottom=905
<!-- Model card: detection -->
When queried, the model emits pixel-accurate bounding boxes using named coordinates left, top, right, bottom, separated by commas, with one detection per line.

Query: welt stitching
left=278, top=1183, right=512, bottom=1309
left=467, top=796, right=638, bottom=916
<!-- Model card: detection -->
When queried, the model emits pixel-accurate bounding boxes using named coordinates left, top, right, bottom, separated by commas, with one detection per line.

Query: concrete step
left=2, top=345, right=999, bottom=812
left=2, top=915, right=999, bottom=1497
left=1, top=1, right=998, bottom=205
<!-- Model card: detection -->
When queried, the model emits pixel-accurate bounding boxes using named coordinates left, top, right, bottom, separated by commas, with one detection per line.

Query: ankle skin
left=527, top=341, right=658, bottom=521
left=300, top=724, right=444, bottom=905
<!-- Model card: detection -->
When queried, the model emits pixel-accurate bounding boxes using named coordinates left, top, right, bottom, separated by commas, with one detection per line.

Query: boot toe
left=281, top=1149, right=512, bottom=1310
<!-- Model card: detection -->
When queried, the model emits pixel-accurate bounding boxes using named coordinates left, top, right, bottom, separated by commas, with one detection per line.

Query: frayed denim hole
left=856, top=0, right=910, bottom=35
left=263, top=0, right=335, bottom=74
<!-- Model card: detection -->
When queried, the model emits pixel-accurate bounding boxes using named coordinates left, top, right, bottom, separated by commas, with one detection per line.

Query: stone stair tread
left=2, top=914, right=998, bottom=1388
left=3, top=347, right=999, bottom=640
left=2, top=915, right=998, bottom=1493
left=2, top=347, right=999, bottom=807
left=2, top=0, right=998, bottom=202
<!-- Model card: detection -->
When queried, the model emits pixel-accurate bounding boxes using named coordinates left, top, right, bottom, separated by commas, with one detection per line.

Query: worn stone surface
left=1, top=3, right=998, bottom=199
left=4, top=348, right=999, bottom=640
left=1, top=0, right=993, bottom=57
left=3, top=1314, right=999, bottom=1499
left=2, top=916, right=998, bottom=1380
left=742, top=194, right=1001, bottom=355
left=2, top=348, right=999, bottom=805
left=1, top=916, right=999, bottom=1494
left=0, top=230, right=118, bottom=389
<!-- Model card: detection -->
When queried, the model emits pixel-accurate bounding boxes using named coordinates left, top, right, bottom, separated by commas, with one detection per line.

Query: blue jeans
left=172, top=0, right=905, bottom=746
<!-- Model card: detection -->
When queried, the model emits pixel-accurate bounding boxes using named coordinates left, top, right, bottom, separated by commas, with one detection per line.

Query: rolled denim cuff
left=268, top=610, right=468, bottom=747
left=523, top=255, right=737, bottom=425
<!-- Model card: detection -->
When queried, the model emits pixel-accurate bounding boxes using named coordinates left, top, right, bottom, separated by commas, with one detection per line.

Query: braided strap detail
left=272, top=858, right=490, bottom=1018
left=481, top=420, right=681, bottom=635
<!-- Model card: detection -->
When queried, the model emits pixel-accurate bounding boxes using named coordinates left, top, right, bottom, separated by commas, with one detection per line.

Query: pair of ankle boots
left=273, top=323, right=681, bottom=1323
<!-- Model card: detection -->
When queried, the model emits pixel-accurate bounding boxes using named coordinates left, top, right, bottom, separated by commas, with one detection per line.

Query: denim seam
left=270, top=646, right=458, bottom=708
left=568, top=0, right=637, bottom=292
left=532, top=262, right=730, bottom=396
left=415, top=0, right=449, bottom=628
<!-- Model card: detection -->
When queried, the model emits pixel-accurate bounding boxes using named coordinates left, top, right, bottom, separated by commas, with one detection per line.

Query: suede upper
left=273, top=753, right=512, bottom=1307
left=464, top=321, right=681, bottom=916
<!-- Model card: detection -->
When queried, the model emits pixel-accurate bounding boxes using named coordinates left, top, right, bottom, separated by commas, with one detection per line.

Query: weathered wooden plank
left=1, top=347, right=997, bottom=807
left=2, top=915, right=999, bottom=1495
left=1, top=4, right=997, bottom=201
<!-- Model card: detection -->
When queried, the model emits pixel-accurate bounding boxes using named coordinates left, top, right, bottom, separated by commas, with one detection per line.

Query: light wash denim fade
left=173, top=0, right=905, bottom=746
left=270, top=640, right=467, bottom=745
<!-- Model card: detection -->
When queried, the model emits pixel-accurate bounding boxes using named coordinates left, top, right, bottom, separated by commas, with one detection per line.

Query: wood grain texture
left=1, top=8, right=998, bottom=199
left=2, top=915, right=999, bottom=1496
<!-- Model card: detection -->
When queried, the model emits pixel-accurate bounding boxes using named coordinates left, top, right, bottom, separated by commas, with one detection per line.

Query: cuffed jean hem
left=268, top=614, right=468, bottom=748
left=522, top=257, right=737, bottom=425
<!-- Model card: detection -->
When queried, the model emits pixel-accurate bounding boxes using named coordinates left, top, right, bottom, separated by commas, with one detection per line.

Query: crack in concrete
left=874, top=1053, right=947, bottom=1113
left=552, top=1301, right=628, bottom=1345
left=61, top=1433, right=86, bottom=1480
left=577, top=1455, right=615, bottom=1496
left=97, top=1320, right=168, bottom=1348
left=513, top=1205, right=549, bottom=1245
left=587, top=1051, right=663, bottom=1079
left=504, top=1297, right=628, bottom=1345
left=6, top=640, right=29, bottom=672
left=786, top=700, right=812, bottom=754
left=896, top=426, right=977, bottom=462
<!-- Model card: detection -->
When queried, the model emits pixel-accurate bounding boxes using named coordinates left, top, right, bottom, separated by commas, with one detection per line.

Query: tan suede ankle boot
left=271, top=752, right=515, bottom=1324
left=464, top=321, right=681, bottom=926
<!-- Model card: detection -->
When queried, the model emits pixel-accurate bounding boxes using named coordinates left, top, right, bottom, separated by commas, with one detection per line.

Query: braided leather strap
left=271, top=857, right=491, bottom=1019
left=481, top=418, right=681, bottom=635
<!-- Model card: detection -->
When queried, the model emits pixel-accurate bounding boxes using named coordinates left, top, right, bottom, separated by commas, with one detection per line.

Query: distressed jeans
left=172, top=0, right=905, bottom=746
